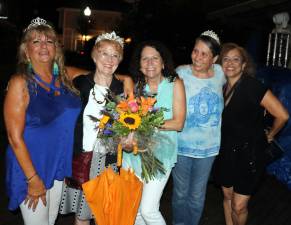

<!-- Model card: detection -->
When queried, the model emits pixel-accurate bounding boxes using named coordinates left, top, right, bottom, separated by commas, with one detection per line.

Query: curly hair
left=17, top=24, right=77, bottom=94
left=218, top=42, right=256, bottom=77
left=129, top=40, right=178, bottom=96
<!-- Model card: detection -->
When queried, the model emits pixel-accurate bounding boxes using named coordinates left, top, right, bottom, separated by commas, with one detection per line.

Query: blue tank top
left=6, top=79, right=81, bottom=210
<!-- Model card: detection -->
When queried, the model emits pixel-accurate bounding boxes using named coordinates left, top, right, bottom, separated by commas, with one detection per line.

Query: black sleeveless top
left=73, top=73, right=123, bottom=153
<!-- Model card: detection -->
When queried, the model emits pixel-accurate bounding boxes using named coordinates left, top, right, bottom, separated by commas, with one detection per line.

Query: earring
left=53, top=62, right=59, bottom=77
left=27, top=59, right=33, bottom=73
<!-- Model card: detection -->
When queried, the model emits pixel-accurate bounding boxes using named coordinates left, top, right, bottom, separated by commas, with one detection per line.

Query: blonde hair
left=91, top=39, right=124, bottom=61
left=17, top=25, right=77, bottom=94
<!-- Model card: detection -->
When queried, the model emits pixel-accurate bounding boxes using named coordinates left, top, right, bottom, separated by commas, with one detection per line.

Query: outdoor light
left=84, top=6, right=91, bottom=17
left=124, top=37, right=132, bottom=44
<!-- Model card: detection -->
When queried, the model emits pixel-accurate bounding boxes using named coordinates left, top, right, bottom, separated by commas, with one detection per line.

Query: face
left=191, top=40, right=216, bottom=74
left=140, top=46, right=164, bottom=80
left=93, top=41, right=122, bottom=76
left=25, top=31, right=56, bottom=65
left=221, top=49, right=246, bottom=79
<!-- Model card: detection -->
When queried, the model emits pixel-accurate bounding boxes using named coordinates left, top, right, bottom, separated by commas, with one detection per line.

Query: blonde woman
left=4, top=17, right=81, bottom=225
left=59, top=31, right=134, bottom=225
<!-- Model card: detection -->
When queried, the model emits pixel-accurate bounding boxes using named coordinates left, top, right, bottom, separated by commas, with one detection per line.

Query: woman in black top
left=214, top=43, right=289, bottom=225
left=59, top=32, right=134, bottom=225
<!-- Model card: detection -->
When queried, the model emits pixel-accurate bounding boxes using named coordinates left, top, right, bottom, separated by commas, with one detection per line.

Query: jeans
left=172, top=155, right=215, bottom=225
left=135, top=170, right=171, bottom=225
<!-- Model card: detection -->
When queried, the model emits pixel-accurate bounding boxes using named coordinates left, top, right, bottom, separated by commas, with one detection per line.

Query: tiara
left=201, top=30, right=220, bottom=45
left=95, top=31, right=124, bottom=48
left=24, top=17, right=52, bottom=32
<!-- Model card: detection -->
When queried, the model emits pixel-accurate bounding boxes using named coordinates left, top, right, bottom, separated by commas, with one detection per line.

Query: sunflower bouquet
left=96, top=92, right=166, bottom=182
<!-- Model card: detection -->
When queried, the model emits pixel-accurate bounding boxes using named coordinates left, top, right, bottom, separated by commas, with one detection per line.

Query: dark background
left=1, top=0, right=291, bottom=70
left=1, top=1, right=291, bottom=224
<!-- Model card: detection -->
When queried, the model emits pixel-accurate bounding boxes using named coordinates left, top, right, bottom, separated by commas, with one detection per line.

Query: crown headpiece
left=201, top=30, right=220, bottom=45
left=95, top=31, right=124, bottom=48
left=24, top=17, right=52, bottom=32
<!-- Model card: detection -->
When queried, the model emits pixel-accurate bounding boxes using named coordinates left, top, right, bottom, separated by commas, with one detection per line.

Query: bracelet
left=26, top=173, right=37, bottom=183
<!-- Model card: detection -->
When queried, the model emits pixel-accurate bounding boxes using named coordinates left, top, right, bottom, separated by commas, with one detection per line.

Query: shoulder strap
left=223, top=76, right=243, bottom=105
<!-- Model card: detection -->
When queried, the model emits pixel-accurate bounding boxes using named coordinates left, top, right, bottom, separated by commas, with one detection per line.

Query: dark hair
left=129, top=40, right=178, bottom=95
left=218, top=42, right=255, bottom=77
left=196, top=35, right=221, bottom=57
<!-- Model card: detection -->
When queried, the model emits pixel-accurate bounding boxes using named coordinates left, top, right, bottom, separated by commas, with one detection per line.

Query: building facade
left=57, top=7, right=122, bottom=51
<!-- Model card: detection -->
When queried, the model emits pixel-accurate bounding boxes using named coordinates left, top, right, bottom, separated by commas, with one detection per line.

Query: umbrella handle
left=117, top=143, right=123, bottom=167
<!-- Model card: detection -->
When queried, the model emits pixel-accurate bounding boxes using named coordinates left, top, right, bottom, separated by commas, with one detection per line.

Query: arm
left=66, top=66, right=90, bottom=80
left=116, top=74, right=134, bottom=97
left=260, top=90, right=289, bottom=142
left=160, top=78, right=186, bottom=131
left=4, top=75, right=46, bottom=210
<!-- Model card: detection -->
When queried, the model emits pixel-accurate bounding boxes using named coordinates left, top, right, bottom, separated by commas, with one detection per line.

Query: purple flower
left=104, top=129, right=113, bottom=135
left=150, top=107, right=159, bottom=113
left=106, top=123, right=112, bottom=128
left=113, top=112, right=120, bottom=120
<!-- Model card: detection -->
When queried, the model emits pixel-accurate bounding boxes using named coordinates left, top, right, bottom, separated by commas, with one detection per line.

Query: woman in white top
left=59, top=32, right=134, bottom=225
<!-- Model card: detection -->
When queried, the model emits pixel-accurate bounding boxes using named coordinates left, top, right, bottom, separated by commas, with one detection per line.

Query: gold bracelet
left=26, top=173, right=37, bottom=183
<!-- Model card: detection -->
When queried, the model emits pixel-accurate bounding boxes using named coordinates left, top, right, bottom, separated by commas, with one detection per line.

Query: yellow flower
left=99, top=115, right=110, bottom=129
left=119, top=113, right=141, bottom=130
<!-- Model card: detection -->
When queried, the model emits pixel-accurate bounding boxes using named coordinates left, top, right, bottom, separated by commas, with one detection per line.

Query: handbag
left=65, top=151, right=93, bottom=190
left=264, top=139, right=284, bottom=164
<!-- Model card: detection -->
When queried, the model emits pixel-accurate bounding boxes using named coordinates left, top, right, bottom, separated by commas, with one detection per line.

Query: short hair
left=91, top=39, right=124, bottom=61
left=218, top=42, right=256, bottom=77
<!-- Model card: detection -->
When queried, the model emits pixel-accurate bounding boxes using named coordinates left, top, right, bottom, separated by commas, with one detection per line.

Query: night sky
left=1, top=0, right=288, bottom=68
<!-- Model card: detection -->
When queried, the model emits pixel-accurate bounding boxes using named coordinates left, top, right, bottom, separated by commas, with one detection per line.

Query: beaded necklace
left=91, top=85, right=108, bottom=104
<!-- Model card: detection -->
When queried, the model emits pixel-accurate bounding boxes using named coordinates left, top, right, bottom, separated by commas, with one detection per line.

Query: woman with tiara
left=172, top=30, right=225, bottom=225
left=4, top=17, right=81, bottom=225
left=59, top=31, right=134, bottom=225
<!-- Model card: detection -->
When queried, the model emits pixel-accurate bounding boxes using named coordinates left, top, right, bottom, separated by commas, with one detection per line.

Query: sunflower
left=119, top=113, right=141, bottom=130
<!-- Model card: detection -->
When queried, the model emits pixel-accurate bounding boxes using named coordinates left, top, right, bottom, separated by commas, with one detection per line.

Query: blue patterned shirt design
left=177, top=64, right=225, bottom=158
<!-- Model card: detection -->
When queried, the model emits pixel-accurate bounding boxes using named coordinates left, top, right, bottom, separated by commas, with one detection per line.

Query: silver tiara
left=95, top=31, right=124, bottom=48
left=24, top=17, right=52, bottom=32
left=201, top=30, right=220, bottom=45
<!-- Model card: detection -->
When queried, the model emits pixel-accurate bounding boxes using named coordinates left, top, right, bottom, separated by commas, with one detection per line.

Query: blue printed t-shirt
left=177, top=64, right=225, bottom=158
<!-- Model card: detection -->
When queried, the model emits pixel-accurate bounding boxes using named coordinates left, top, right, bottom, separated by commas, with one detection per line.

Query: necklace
left=92, top=85, right=108, bottom=104
left=33, top=72, right=61, bottom=92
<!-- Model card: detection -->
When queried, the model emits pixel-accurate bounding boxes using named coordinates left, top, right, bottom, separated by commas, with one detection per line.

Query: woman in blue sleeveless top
left=4, top=18, right=81, bottom=225
left=122, top=40, right=186, bottom=225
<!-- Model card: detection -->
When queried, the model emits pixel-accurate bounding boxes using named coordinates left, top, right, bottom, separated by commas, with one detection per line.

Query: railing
left=266, top=32, right=290, bottom=68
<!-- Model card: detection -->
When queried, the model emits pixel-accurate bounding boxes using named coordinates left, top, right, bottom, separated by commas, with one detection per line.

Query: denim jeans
left=172, top=155, right=215, bottom=225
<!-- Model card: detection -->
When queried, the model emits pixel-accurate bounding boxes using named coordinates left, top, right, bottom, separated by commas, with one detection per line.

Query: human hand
left=24, top=175, right=47, bottom=211
left=120, top=132, right=136, bottom=152
left=265, top=129, right=274, bottom=143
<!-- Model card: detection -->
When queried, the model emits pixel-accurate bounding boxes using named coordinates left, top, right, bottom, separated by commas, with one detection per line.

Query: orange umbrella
left=82, top=167, right=143, bottom=225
